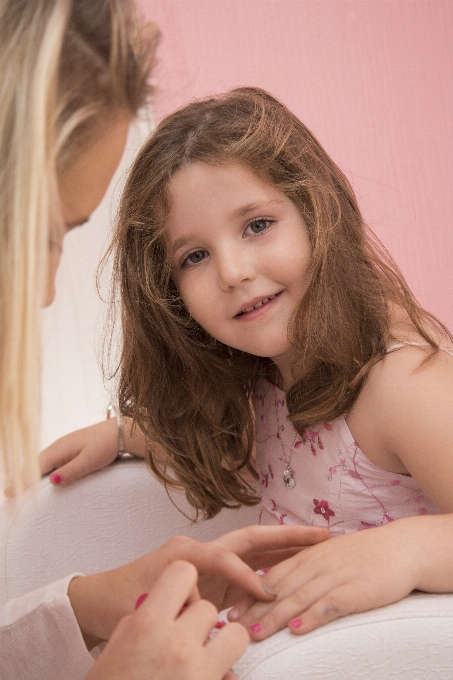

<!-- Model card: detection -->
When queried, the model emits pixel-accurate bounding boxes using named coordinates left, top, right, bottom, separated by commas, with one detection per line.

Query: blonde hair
left=0, top=0, right=156, bottom=493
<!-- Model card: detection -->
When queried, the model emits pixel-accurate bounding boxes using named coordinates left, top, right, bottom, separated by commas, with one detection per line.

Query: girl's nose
left=216, top=247, right=257, bottom=290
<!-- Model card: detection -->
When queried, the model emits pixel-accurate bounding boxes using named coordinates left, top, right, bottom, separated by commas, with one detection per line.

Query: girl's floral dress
left=253, top=377, right=440, bottom=534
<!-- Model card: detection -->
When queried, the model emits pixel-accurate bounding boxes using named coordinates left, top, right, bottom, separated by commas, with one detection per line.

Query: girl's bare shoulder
left=348, top=340, right=453, bottom=510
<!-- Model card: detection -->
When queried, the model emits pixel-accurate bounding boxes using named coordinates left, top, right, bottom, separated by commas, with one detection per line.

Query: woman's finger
left=215, top=525, right=329, bottom=557
left=206, top=621, right=250, bottom=674
left=178, top=598, right=219, bottom=639
left=138, top=560, right=200, bottom=622
left=177, top=540, right=277, bottom=603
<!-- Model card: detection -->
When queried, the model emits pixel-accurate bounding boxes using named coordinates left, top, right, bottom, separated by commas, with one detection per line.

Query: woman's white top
left=0, top=575, right=96, bottom=679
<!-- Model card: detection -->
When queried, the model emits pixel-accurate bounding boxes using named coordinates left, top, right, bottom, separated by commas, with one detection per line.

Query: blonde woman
left=0, top=1, right=327, bottom=678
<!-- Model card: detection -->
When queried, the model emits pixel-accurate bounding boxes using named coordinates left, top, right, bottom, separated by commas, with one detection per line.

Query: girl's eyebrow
left=229, top=199, right=284, bottom=221
left=171, top=234, right=197, bottom=255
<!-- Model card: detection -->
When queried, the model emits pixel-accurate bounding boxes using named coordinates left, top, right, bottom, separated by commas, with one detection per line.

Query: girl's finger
left=227, top=593, right=256, bottom=622
left=239, top=573, right=339, bottom=640
left=44, top=450, right=109, bottom=486
left=288, top=584, right=356, bottom=635
left=38, top=437, right=82, bottom=476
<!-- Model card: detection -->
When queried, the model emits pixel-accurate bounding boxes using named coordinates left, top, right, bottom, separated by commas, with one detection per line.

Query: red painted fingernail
left=178, top=603, right=189, bottom=616
left=50, top=473, right=61, bottom=484
left=290, top=618, right=303, bottom=628
left=261, top=567, right=271, bottom=574
left=135, top=593, right=148, bottom=610
left=215, top=621, right=227, bottom=629
left=250, top=623, right=262, bottom=633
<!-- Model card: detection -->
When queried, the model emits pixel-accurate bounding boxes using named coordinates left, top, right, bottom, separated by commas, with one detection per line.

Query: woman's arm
left=86, top=561, right=249, bottom=680
left=67, top=526, right=328, bottom=645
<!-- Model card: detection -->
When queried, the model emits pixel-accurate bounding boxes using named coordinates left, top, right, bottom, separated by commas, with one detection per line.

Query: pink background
left=138, top=0, right=452, bottom=331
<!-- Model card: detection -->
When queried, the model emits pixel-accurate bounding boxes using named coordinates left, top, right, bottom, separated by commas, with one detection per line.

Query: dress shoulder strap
left=387, top=341, right=453, bottom=357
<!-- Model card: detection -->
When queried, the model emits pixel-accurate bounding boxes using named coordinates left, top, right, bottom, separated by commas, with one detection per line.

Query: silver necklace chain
left=275, top=396, right=297, bottom=489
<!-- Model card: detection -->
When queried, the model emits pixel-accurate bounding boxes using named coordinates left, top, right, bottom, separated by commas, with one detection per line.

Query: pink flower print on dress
left=253, top=392, right=265, bottom=407
left=270, top=499, right=278, bottom=513
left=278, top=513, right=287, bottom=525
left=260, top=464, right=274, bottom=487
left=324, top=423, right=333, bottom=431
left=304, top=427, right=326, bottom=456
left=313, top=499, right=335, bottom=525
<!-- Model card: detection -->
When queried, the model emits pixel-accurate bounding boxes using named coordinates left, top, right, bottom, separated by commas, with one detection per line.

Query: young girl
left=42, top=86, right=453, bottom=641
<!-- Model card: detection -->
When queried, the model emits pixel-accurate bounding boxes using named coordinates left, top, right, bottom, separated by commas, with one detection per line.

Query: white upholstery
left=0, top=458, right=259, bottom=601
left=1, top=458, right=452, bottom=678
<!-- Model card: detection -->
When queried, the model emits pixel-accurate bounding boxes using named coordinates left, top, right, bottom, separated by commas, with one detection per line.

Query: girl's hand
left=86, top=560, right=249, bottom=680
left=229, top=517, right=431, bottom=640
left=37, top=416, right=146, bottom=488
left=69, top=525, right=329, bottom=646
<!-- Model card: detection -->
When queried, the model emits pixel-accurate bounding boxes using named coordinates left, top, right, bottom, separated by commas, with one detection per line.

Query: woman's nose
left=216, top=246, right=257, bottom=290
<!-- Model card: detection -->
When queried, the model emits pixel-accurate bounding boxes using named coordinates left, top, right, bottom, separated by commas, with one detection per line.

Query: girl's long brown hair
left=111, top=87, right=451, bottom=518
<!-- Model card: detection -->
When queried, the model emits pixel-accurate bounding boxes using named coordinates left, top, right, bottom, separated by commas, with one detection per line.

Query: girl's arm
left=230, top=345, right=453, bottom=639
left=36, top=415, right=147, bottom=488
left=34, top=390, right=260, bottom=489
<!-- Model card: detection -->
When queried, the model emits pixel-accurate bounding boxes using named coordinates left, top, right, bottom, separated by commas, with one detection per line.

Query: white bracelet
left=106, top=404, right=126, bottom=459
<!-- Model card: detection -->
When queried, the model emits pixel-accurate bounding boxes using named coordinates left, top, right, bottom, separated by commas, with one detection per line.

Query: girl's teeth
left=241, top=294, right=277, bottom=315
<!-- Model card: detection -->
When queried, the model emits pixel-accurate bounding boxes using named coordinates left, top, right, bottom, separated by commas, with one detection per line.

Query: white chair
left=1, top=458, right=452, bottom=679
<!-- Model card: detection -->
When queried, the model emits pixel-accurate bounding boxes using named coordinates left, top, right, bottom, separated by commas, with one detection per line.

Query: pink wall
left=138, top=0, right=453, bottom=330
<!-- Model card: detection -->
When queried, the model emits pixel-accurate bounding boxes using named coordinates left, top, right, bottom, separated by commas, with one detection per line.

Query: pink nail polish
left=261, top=567, right=271, bottom=574
left=50, top=473, right=61, bottom=485
left=290, top=618, right=303, bottom=628
left=250, top=623, right=262, bottom=633
left=135, top=593, right=148, bottom=610
left=215, top=621, right=226, bottom=629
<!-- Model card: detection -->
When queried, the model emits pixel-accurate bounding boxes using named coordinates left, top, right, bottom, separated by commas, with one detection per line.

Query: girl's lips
left=234, top=291, right=282, bottom=321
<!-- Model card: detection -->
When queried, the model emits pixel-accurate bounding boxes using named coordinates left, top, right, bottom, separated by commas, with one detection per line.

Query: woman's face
left=46, top=111, right=131, bottom=305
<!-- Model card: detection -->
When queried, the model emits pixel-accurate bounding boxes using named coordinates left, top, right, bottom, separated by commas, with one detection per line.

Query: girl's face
left=167, top=161, right=312, bottom=373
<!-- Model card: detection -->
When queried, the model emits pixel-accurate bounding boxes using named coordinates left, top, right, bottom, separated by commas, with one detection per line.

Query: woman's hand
left=228, top=516, right=450, bottom=640
left=37, top=416, right=146, bottom=488
left=86, top=560, right=249, bottom=680
left=68, top=525, right=329, bottom=646
left=201, top=524, right=329, bottom=610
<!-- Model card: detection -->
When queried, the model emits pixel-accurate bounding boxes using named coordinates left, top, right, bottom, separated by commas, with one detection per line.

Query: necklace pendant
left=283, top=467, right=296, bottom=489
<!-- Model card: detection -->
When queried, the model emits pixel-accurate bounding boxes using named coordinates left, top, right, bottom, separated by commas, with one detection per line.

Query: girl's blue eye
left=247, top=218, right=271, bottom=234
left=183, top=249, right=208, bottom=267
